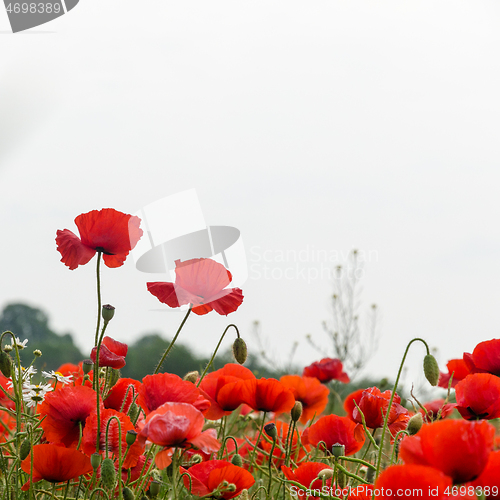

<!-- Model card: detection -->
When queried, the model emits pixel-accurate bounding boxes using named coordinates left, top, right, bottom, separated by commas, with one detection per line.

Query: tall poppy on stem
left=90, top=336, right=128, bottom=369
left=303, top=358, right=350, bottom=384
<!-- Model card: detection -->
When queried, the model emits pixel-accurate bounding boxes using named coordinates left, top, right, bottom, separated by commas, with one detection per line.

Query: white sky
left=1, top=1, right=500, bottom=389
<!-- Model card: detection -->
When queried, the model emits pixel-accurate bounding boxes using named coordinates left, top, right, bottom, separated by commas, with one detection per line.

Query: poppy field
left=1, top=208, right=500, bottom=500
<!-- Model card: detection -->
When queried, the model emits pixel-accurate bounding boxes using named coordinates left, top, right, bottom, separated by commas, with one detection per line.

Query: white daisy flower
left=42, top=370, right=73, bottom=385
left=7, top=366, right=37, bottom=388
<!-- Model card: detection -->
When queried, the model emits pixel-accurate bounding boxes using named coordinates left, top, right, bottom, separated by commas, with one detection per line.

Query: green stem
left=197, top=324, right=240, bottom=386
left=154, top=306, right=192, bottom=374
left=266, top=437, right=277, bottom=500
left=94, top=252, right=102, bottom=347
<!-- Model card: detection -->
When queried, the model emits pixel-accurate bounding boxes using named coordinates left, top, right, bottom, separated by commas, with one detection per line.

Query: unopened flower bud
left=128, top=401, right=139, bottom=422
left=102, top=304, right=115, bottom=323
left=122, top=487, right=135, bottom=500
left=107, top=368, right=120, bottom=388
left=19, top=439, right=31, bottom=460
left=91, top=452, right=102, bottom=470
left=226, top=483, right=237, bottom=492
left=183, top=371, right=199, bottom=383
left=33, top=349, right=42, bottom=357
left=232, top=337, right=248, bottom=365
left=82, top=359, right=93, bottom=375
left=331, top=443, right=345, bottom=457
left=264, top=423, right=277, bottom=441
left=0, top=351, right=12, bottom=378
left=100, top=457, right=116, bottom=489
left=317, top=468, right=334, bottom=480
left=291, top=401, right=303, bottom=422
left=337, top=469, right=347, bottom=489
left=150, top=480, right=161, bottom=497
left=239, top=490, right=249, bottom=500
left=126, top=430, right=137, bottom=446
left=423, top=354, right=440, bottom=386
left=407, top=412, right=423, bottom=435
left=2, top=345, right=12, bottom=353
left=231, top=453, right=243, bottom=467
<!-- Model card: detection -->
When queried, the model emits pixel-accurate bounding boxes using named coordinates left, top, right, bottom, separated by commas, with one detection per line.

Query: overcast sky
left=1, top=1, right=500, bottom=389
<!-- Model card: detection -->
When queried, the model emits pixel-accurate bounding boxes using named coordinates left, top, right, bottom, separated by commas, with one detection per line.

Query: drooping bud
left=291, top=401, right=303, bottom=422
left=423, top=354, right=440, bottom=386
left=336, top=469, right=347, bottom=489
left=231, top=453, right=243, bottom=467
left=264, top=423, right=277, bottom=441
left=33, top=349, right=42, bottom=357
left=226, top=484, right=237, bottom=493
left=102, top=304, right=115, bottom=323
left=128, top=401, right=139, bottom=422
left=82, top=359, right=93, bottom=375
left=183, top=371, right=199, bottom=383
left=407, top=412, right=423, bottom=435
left=0, top=351, right=12, bottom=378
left=317, top=468, right=334, bottom=480
left=100, top=458, right=116, bottom=489
left=91, top=452, right=102, bottom=470
left=107, top=368, right=120, bottom=388
left=232, top=337, right=248, bottom=365
left=126, top=430, right=137, bottom=446
left=19, top=439, right=31, bottom=461
left=190, top=453, right=203, bottom=465
left=331, top=443, right=345, bottom=458
left=150, top=480, right=161, bottom=497
left=122, top=487, right=135, bottom=500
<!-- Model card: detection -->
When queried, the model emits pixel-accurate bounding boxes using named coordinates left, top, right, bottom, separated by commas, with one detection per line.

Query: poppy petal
left=55, top=229, right=95, bottom=270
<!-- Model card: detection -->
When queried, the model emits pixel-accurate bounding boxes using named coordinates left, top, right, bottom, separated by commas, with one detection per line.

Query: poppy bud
left=33, top=349, right=42, bottom=357
left=337, top=469, right=347, bottom=489
left=423, top=354, right=440, bottom=386
left=91, top=452, right=102, bottom=470
left=123, top=487, right=135, bottom=500
left=232, top=338, right=248, bottom=364
left=102, top=304, right=115, bottom=323
left=231, top=454, right=243, bottom=467
left=128, top=401, right=139, bottom=422
left=82, top=359, right=93, bottom=375
left=107, top=368, right=120, bottom=388
left=0, top=351, right=12, bottom=378
left=183, top=371, right=199, bottom=383
left=291, top=401, right=303, bottom=422
left=239, top=491, right=249, bottom=500
left=331, top=443, right=345, bottom=457
left=264, top=423, right=277, bottom=441
left=19, top=439, right=31, bottom=461
left=150, top=480, right=161, bottom=497
left=226, top=484, right=237, bottom=493
left=100, top=457, right=116, bottom=489
left=317, top=468, right=334, bottom=479
left=126, top=430, right=137, bottom=446
left=407, top=412, right=423, bottom=435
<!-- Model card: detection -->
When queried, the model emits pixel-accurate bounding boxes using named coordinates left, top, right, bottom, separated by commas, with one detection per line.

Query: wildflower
left=12, top=337, right=28, bottom=349
left=42, top=370, right=73, bottom=385
left=180, top=460, right=255, bottom=500
left=147, top=258, right=243, bottom=316
left=419, top=399, right=456, bottom=422
left=22, top=382, right=54, bottom=407
left=281, top=462, right=333, bottom=500
left=91, top=336, right=128, bottom=369
left=280, top=375, right=329, bottom=424
left=454, top=373, right=500, bottom=420
left=104, top=378, right=142, bottom=414
left=138, top=402, right=220, bottom=469
left=303, top=358, right=350, bottom=384
left=471, top=450, right=500, bottom=497
left=400, top=419, right=495, bottom=483
left=20, top=444, right=93, bottom=491
left=375, top=464, right=452, bottom=499
left=438, top=358, right=470, bottom=388
left=464, top=339, right=500, bottom=376
left=56, top=208, right=143, bottom=270
left=8, top=366, right=37, bottom=388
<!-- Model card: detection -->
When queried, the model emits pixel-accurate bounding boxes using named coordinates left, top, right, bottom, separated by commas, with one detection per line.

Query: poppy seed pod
left=126, top=430, right=137, bottom=446
left=232, top=338, right=248, bottom=365
left=424, top=354, right=440, bottom=386
left=264, top=423, right=277, bottom=441
left=0, top=351, right=11, bottom=378
left=122, top=487, right=135, bottom=500
left=100, top=458, right=116, bottom=489
left=102, top=304, right=115, bottom=322
left=407, top=412, right=423, bottom=435
left=90, top=452, right=102, bottom=470
left=82, top=359, right=93, bottom=375
left=331, top=443, right=345, bottom=458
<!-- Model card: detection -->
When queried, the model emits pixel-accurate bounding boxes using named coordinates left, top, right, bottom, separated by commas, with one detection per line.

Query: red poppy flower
left=21, top=444, right=93, bottom=491
left=217, top=378, right=295, bottom=415
left=147, top=258, right=243, bottom=316
left=280, top=375, right=329, bottom=424
left=81, top=408, right=144, bottom=468
left=438, top=358, right=470, bottom=388
left=419, top=399, right=456, bottom=422
left=454, top=373, right=500, bottom=420
left=104, top=378, right=142, bottom=414
left=374, top=464, right=452, bottom=500
left=464, top=339, right=500, bottom=376
left=282, top=462, right=333, bottom=500
left=198, top=364, right=256, bottom=420
left=56, top=208, right=143, bottom=270
left=138, top=402, right=220, bottom=469
left=39, top=385, right=99, bottom=447
left=137, top=373, right=210, bottom=415
left=400, top=419, right=495, bottom=484
left=304, top=414, right=365, bottom=456
left=180, top=460, right=255, bottom=500
left=471, top=450, right=500, bottom=498
left=91, top=336, right=128, bottom=369
left=344, top=387, right=410, bottom=437
left=303, top=358, right=350, bottom=384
